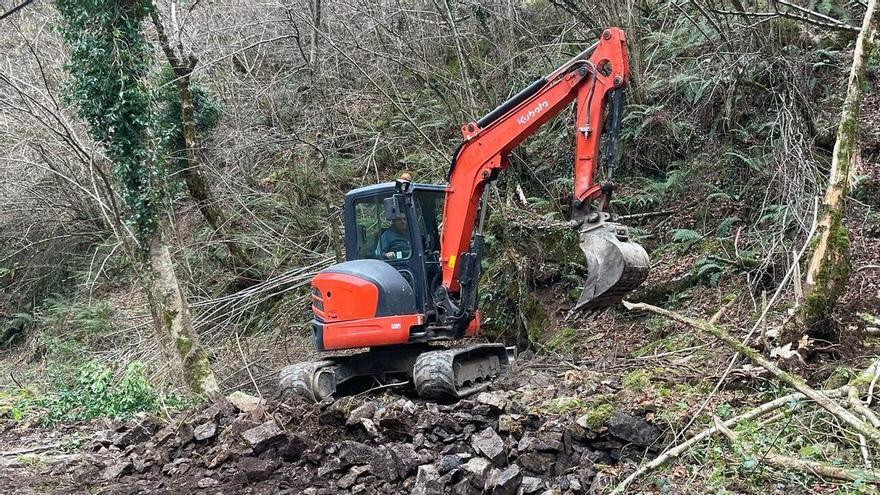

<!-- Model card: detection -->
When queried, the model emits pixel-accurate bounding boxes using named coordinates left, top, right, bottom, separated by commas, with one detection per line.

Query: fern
left=671, top=229, right=701, bottom=243
left=716, top=216, right=741, bottom=237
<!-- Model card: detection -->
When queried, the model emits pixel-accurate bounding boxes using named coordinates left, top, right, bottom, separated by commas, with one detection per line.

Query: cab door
left=345, top=188, right=428, bottom=312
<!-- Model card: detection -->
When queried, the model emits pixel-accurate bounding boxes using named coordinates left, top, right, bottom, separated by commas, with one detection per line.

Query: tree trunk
left=801, top=0, right=878, bottom=333
left=145, top=234, right=219, bottom=396
left=175, top=72, right=259, bottom=280
left=315, top=132, right=343, bottom=262
left=309, top=0, right=321, bottom=74
left=150, top=8, right=260, bottom=282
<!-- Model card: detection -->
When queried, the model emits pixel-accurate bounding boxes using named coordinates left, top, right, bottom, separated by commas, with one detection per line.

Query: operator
left=378, top=214, right=410, bottom=260
left=377, top=173, right=413, bottom=260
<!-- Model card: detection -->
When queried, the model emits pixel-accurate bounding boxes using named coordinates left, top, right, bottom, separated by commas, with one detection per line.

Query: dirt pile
left=45, top=365, right=664, bottom=494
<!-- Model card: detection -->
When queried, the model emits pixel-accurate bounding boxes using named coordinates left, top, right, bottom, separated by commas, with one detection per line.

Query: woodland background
left=1, top=0, right=879, bottom=493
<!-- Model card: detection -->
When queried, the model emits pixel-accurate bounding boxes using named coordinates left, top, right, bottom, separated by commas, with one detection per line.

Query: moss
left=184, top=349, right=216, bottom=395
left=623, top=369, right=652, bottom=392
left=580, top=403, right=614, bottom=428
left=541, top=396, right=585, bottom=414
left=175, top=336, right=193, bottom=356
left=545, top=327, right=578, bottom=353
left=802, top=210, right=851, bottom=333
left=825, top=367, right=856, bottom=389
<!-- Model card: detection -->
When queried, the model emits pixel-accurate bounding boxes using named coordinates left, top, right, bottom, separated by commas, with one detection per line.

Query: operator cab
left=343, top=181, right=445, bottom=315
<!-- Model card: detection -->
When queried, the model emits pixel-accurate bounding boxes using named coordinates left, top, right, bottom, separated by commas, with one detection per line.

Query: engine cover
left=311, top=260, right=417, bottom=322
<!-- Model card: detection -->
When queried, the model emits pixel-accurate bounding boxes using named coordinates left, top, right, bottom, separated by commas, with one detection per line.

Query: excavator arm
left=436, top=28, right=647, bottom=326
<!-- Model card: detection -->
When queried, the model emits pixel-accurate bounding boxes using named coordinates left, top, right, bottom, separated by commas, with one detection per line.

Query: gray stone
left=607, top=412, right=662, bottom=448
left=112, top=423, right=152, bottom=447
left=237, top=456, right=276, bottom=482
left=338, top=440, right=377, bottom=467
left=534, top=432, right=563, bottom=452
left=368, top=447, right=399, bottom=482
left=194, top=422, right=217, bottom=441
left=241, top=421, right=285, bottom=454
left=470, top=427, right=505, bottom=464
left=197, top=477, right=220, bottom=488
left=475, top=392, right=508, bottom=411
left=566, top=474, right=583, bottom=492
left=175, top=423, right=195, bottom=446
left=130, top=455, right=148, bottom=473
left=438, top=454, right=464, bottom=474
left=412, top=464, right=444, bottom=495
left=102, top=461, right=133, bottom=480
left=93, top=430, right=113, bottom=445
left=337, top=465, right=370, bottom=490
left=521, top=476, right=544, bottom=494
left=279, top=435, right=309, bottom=462
left=346, top=401, right=378, bottom=425
left=227, top=391, right=265, bottom=414
left=317, top=457, right=343, bottom=477
left=517, top=452, right=554, bottom=474
left=461, top=457, right=493, bottom=486
left=484, top=464, right=522, bottom=495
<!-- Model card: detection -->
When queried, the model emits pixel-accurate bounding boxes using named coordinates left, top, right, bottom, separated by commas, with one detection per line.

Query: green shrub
left=27, top=360, right=183, bottom=425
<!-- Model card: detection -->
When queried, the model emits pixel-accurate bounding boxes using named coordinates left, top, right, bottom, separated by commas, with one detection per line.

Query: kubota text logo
left=517, top=101, right=549, bottom=125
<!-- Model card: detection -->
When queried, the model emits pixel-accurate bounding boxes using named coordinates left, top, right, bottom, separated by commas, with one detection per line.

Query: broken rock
left=462, top=457, right=493, bottom=487
left=607, top=412, right=662, bottom=448
left=338, top=465, right=370, bottom=490
left=227, top=391, right=266, bottom=415
left=338, top=440, right=377, bottom=467
left=102, top=461, right=133, bottom=480
left=412, top=464, right=445, bottom=495
left=470, top=427, right=506, bottom=464
left=517, top=452, right=554, bottom=474
left=237, top=456, right=277, bottom=482
left=485, top=464, right=522, bottom=495
left=438, top=454, right=465, bottom=474
left=197, top=477, right=220, bottom=488
left=346, top=401, right=378, bottom=425
left=241, top=421, right=285, bottom=454
left=193, top=422, right=217, bottom=441
left=475, top=392, right=508, bottom=412
left=521, top=476, right=544, bottom=494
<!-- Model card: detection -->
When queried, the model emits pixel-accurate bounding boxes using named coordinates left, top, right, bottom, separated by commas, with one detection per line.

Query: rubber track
left=278, top=360, right=335, bottom=402
left=413, top=349, right=458, bottom=400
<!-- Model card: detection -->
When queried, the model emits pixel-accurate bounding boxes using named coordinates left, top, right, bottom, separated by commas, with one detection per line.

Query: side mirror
left=384, top=195, right=405, bottom=221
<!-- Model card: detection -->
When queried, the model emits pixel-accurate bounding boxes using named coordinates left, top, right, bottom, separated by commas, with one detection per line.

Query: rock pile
left=81, top=384, right=664, bottom=494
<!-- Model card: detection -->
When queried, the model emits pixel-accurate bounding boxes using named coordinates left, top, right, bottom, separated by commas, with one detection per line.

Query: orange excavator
left=280, top=28, right=649, bottom=401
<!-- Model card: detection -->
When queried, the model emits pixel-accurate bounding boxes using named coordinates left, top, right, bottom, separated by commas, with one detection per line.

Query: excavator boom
left=437, top=27, right=648, bottom=318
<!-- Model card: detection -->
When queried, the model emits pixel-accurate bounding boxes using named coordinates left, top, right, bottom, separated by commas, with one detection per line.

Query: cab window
left=353, top=195, right=411, bottom=261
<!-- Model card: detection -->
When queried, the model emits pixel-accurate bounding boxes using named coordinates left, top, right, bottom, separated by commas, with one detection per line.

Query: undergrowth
left=2, top=360, right=187, bottom=425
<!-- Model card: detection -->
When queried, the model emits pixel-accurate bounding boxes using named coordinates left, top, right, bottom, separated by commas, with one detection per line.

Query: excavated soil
left=0, top=359, right=666, bottom=495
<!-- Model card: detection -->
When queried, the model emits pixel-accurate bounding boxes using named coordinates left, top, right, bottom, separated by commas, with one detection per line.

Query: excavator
left=280, top=28, right=649, bottom=401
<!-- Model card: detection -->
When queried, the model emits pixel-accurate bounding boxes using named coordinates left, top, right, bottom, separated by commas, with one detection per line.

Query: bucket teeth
left=576, top=221, right=649, bottom=311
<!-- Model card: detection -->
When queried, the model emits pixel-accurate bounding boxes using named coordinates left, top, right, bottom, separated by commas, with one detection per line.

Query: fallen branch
left=715, top=417, right=880, bottom=482
left=0, top=443, right=64, bottom=457
left=624, top=301, right=880, bottom=446
left=610, top=388, right=847, bottom=494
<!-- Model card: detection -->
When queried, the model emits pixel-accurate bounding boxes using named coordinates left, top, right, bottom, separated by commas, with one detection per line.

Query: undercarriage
left=279, top=343, right=511, bottom=402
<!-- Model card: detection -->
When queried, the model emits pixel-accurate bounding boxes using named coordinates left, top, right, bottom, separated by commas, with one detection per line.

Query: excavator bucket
left=576, top=221, right=649, bottom=311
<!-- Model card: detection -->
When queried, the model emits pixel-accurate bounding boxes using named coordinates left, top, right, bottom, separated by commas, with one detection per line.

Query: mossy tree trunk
left=145, top=235, right=219, bottom=395
left=801, top=0, right=878, bottom=334
left=150, top=7, right=260, bottom=282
